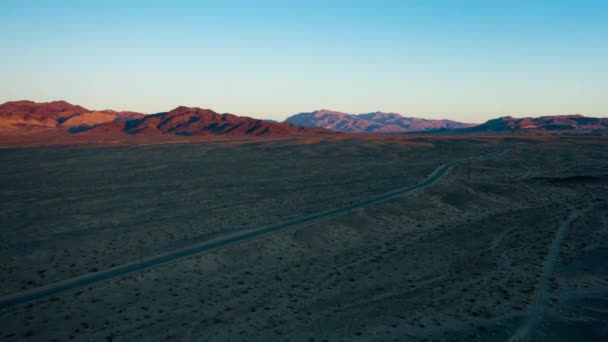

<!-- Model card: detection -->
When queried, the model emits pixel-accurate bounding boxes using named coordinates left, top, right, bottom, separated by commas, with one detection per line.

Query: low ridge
left=457, top=114, right=608, bottom=133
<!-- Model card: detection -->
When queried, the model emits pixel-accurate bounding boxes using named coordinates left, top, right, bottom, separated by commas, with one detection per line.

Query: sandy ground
left=0, top=136, right=489, bottom=295
left=0, top=135, right=607, bottom=341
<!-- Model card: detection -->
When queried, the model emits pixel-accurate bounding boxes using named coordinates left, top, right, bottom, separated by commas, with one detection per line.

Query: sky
left=1, top=0, right=607, bottom=123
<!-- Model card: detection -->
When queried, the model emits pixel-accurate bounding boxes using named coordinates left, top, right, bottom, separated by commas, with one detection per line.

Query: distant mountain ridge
left=1, top=101, right=607, bottom=141
left=113, top=106, right=329, bottom=136
left=284, top=109, right=475, bottom=133
left=0, top=100, right=329, bottom=137
left=455, top=114, right=608, bottom=133
left=0, top=100, right=145, bottom=131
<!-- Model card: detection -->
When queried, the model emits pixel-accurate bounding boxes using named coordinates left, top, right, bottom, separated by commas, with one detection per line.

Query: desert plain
left=0, top=134, right=607, bottom=341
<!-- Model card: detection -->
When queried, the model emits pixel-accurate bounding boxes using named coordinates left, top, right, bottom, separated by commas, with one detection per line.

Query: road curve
left=0, top=150, right=505, bottom=310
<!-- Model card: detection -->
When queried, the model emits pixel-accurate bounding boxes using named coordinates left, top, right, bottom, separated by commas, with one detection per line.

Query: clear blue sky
left=1, top=0, right=606, bottom=122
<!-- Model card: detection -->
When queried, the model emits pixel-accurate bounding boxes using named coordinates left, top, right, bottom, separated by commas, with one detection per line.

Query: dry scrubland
left=0, top=135, right=607, bottom=341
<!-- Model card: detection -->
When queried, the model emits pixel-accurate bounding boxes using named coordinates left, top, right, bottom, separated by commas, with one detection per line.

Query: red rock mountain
left=0, top=100, right=89, bottom=130
left=0, top=101, right=330, bottom=137
left=114, top=106, right=329, bottom=136
left=0, top=100, right=145, bottom=131
left=284, top=110, right=474, bottom=133
left=3, top=101, right=605, bottom=142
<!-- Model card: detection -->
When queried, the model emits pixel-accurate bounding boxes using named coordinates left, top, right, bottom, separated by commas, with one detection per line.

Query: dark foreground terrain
left=0, top=135, right=607, bottom=341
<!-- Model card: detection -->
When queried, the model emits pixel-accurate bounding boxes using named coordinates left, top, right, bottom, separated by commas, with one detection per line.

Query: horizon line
left=2, top=98, right=605, bottom=124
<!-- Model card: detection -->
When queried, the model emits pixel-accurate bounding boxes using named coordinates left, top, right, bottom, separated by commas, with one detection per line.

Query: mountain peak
left=285, top=110, right=473, bottom=133
left=358, top=112, right=404, bottom=121
left=312, top=109, right=349, bottom=116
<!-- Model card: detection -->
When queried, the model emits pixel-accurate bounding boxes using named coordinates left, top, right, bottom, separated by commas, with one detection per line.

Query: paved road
left=0, top=150, right=505, bottom=310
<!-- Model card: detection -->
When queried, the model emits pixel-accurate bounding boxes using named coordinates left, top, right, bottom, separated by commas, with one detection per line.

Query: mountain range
left=284, top=109, right=475, bottom=133
left=113, top=106, right=329, bottom=136
left=0, top=100, right=329, bottom=137
left=1, top=101, right=607, bottom=143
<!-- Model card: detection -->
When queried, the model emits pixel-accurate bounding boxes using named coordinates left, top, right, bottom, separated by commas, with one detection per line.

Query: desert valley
left=0, top=100, right=607, bottom=341
left=3, top=1, right=607, bottom=340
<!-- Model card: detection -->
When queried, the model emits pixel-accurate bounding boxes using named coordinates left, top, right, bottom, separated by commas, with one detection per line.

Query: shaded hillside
left=0, top=101, right=330, bottom=139
left=0, top=100, right=89, bottom=130
left=358, top=112, right=474, bottom=131
left=285, top=109, right=474, bottom=133
left=114, top=106, right=330, bottom=136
